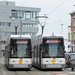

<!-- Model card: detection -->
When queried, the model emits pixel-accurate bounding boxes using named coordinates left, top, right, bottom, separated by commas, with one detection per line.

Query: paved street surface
left=0, top=57, right=75, bottom=75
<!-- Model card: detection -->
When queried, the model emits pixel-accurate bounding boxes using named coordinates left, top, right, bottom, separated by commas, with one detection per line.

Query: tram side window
left=10, top=39, right=17, bottom=57
left=43, top=44, right=49, bottom=55
left=11, top=44, right=17, bottom=57
left=45, top=45, right=49, bottom=54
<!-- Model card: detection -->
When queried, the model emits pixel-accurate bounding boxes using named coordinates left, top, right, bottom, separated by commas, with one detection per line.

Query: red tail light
left=68, top=57, right=70, bottom=62
left=64, top=56, right=66, bottom=58
left=28, top=64, right=30, bottom=66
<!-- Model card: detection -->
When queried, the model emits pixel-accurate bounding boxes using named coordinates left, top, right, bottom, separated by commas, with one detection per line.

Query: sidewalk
left=0, top=56, right=5, bottom=64
left=0, top=56, right=4, bottom=60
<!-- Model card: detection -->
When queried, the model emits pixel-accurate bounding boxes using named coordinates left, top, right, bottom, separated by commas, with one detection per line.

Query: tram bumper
left=42, top=64, right=65, bottom=69
left=8, top=64, right=32, bottom=69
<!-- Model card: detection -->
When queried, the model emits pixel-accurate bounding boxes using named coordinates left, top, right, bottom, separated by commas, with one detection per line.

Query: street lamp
left=74, top=4, right=75, bottom=10
left=19, top=17, right=22, bottom=37
left=14, top=25, right=18, bottom=35
left=10, top=16, right=22, bottom=36
left=10, top=16, right=18, bottom=35
left=36, top=15, right=48, bottom=34
left=61, top=24, right=63, bottom=35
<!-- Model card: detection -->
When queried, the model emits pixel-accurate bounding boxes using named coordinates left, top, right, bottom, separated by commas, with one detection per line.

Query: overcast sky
left=1, top=0, right=75, bottom=38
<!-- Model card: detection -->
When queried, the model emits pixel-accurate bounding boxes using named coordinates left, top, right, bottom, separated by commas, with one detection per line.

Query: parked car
left=65, top=53, right=75, bottom=68
left=70, top=55, right=75, bottom=71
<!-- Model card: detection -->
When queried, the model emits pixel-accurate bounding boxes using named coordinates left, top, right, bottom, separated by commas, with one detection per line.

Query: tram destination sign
left=17, top=41, right=28, bottom=44
left=45, top=40, right=61, bottom=43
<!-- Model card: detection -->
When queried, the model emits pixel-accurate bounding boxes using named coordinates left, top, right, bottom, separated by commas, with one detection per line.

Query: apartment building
left=0, top=1, right=41, bottom=56
left=69, top=11, right=75, bottom=52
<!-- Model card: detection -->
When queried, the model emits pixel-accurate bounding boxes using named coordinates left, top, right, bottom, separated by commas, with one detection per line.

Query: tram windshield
left=10, top=38, right=31, bottom=58
left=42, top=38, right=65, bottom=58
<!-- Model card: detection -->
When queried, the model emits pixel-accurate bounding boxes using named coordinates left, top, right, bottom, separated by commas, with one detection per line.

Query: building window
left=8, top=23, right=11, bottom=27
left=0, top=22, right=4, bottom=26
left=22, top=12, right=26, bottom=19
left=74, top=32, right=75, bottom=40
left=32, top=12, right=35, bottom=18
left=26, top=11, right=31, bottom=20
left=11, top=10, right=38, bottom=21
left=74, top=18, right=75, bottom=26
left=1, top=41, right=6, bottom=44
left=7, top=2, right=8, bottom=5
left=22, top=23, right=38, bottom=27
left=12, top=10, right=16, bottom=17
left=16, top=11, right=22, bottom=18
left=0, top=22, right=11, bottom=27
left=32, top=12, right=37, bottom=19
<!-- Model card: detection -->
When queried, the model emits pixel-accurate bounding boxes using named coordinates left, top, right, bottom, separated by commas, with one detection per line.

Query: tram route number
left=52, top=58, right=56, bottom=64
left=18, top=59, right=23, bottom=64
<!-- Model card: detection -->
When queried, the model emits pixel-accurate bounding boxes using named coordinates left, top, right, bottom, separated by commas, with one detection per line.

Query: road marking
left=56, top=74, right=69, bottom=75
left=52, top=72, right=63, bottom=73
left=52, top=72, right=69, bottom=75
left=69, top=72, right=75, bottom=73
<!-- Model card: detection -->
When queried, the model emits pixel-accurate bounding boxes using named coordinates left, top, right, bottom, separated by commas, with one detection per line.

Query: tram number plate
left=52, top=58, right=56, bottom=64
left=18, top=59, right=23, bottom=64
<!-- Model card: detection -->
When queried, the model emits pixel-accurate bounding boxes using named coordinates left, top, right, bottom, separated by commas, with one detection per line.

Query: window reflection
left=11, top=10, right=38, bottom=20
left=43, top=38, right=64, bottom=58
left=10, top=39, right=31, bottom=58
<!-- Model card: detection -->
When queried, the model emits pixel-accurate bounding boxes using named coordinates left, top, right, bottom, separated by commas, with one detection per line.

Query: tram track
left=0, top=61, right=28, bottom=75
left=14, top=71, right=33, bottom=75
left=26, top=71, right=50, bottom=75
left=14, top=70, right=49, bottom=75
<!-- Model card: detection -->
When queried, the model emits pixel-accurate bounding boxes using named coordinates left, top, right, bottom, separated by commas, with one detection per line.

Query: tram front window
left=10, top=39, right=31, bottom=58
left=42, top=38, right=64, bottom=58
left=17, top=44, right=30, bottom=58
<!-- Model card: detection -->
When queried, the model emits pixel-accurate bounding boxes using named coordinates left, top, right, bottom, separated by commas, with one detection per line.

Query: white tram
left=5, top=35, right=32, bottom=69
left=31, top=33, right=65, bottom=70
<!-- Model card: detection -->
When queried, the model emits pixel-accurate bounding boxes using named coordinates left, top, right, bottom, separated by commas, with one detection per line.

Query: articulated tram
left=31, top=33, right=65, bottom=70
left=5, top=35, right=32, bottom=69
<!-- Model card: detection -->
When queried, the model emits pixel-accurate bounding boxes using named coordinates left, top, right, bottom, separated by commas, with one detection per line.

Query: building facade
left=70, top=11, right=75, bottom=52
left=0, top=1, right=41, bottom=56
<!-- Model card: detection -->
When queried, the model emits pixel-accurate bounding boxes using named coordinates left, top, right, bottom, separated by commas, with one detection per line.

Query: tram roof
left=43, top=34, right=62, bottom=37
left=42, top=34, right=63, bottom=37
left=9, top=35, right=31, bottom=38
